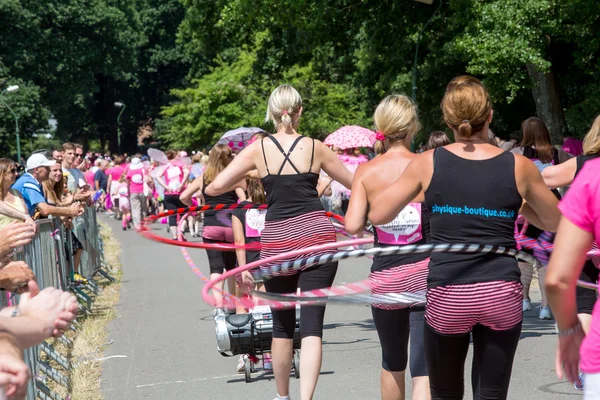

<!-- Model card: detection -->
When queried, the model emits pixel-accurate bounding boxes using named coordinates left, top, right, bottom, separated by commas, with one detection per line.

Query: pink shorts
left=202, top=226, right=234, bottom=242
left=119, top=197, right=130, bottom=211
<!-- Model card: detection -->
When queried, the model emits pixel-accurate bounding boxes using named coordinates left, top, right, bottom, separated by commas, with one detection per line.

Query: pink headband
left=375, top=131, right=386, bottom=141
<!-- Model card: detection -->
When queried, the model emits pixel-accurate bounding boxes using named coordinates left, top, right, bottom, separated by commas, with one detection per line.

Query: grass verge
left=45, top=221, right=122, bottom=400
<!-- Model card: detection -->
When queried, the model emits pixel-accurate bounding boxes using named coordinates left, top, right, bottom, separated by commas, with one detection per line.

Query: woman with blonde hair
left=367, top=76, right=560, bottom=399
left=345, top=94, right=430, bottom=400
left=542, top=114, right=600, bottom=366
left=205, top=84, right=352, bottom=400
left=42, top=163, right=87, bottom=283
left=180, top=144, right=246, bottom=316
left=0, top=159, right=33, bottom=230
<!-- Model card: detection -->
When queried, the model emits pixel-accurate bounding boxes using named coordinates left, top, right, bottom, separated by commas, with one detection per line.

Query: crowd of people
left=5, top=75, right=593, bottom=399
left=160, top=79, right=598, bottom=400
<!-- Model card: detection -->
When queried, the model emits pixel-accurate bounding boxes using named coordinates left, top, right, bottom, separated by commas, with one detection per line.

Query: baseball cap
left=26, top=153, right=56, bottom=171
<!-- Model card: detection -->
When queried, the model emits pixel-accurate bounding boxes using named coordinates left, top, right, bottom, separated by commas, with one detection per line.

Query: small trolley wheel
left=244, top=357, right=252, bottom=383
left=293, top=351, right=300, bottom=379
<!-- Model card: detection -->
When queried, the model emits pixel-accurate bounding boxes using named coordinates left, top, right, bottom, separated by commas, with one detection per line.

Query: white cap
left=129, top=157, right=143, bottom=170
left=26, top=153, right=56, bottom=171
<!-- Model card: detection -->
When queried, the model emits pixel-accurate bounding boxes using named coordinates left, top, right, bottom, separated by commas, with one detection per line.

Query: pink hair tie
left=282, top=110, right=289, bottom=115
left=375, top=131, right=386, bottom=141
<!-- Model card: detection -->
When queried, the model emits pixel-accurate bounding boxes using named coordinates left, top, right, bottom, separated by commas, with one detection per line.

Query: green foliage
left=4, top=0, right=600, bottom=156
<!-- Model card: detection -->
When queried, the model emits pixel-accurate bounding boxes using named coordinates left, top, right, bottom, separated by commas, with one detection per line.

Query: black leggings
left=577, top=260, right=598, bottom=315
left=424, top=322, right=521, bottom=400
left=371, top=306, right=427, bottom=376
left=163, top=194, right=185, bottom=227
left=203, top=238, right=237, bottom=275
left=264, top=262, right=338, bottom=339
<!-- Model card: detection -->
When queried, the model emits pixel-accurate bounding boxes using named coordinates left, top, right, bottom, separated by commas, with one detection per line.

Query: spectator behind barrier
left=12, top=154, right=81, bottom=219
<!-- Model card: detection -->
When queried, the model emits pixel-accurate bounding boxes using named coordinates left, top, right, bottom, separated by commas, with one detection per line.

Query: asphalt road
left=100, top=216, right=581, bottom=399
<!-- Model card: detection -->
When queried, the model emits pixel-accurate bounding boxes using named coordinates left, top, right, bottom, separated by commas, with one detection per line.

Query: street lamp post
left=412, top=0, right=443, bottom=102
left=0, top=85, right=21, bottom=162
left=114, top=102, right=126, bottom=154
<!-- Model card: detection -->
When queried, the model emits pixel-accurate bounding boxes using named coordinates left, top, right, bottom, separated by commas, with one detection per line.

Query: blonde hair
left=442, top=76, right=492, bottom=138
left=265, top=85, right=302, bottom=128
left=204, top=144, right=233, bottom=185
left=0, top=159, right=16, bottom=200
left=201, top=155, right=209, bottom=165
left=583, top=115, right=600, bottom=155
left=373, top=95, right=421, bottom=154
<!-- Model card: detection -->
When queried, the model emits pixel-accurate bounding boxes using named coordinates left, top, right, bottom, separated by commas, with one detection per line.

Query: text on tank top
left=260, top=136, right=323, bottom=221
left=424, top=148, right=522, bottom=288
left=372, top=202, right=431, bottom=271
left=245, top=208, right=267, bottom=238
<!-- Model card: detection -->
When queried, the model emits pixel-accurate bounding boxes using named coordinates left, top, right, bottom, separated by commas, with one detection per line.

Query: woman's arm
left=319, top=142, right=353, bottom=189
left=180, top=176, right=202, bottom=206
left=367, top=156, right=425, bottom=226
left=546, top=217, right=592, bottom=328
left=206, top=145, right=257, bottom=196
left=316, top=176, right=332, bottom=198
left=518, top=157, right=561, bottom=232
left=232, top=215, right=247, bottom=267
left=345, top=165, right=369, bottom=235
left=542, top=157, right=577, bottom=189
left=235, top=187, right=247, bottom=202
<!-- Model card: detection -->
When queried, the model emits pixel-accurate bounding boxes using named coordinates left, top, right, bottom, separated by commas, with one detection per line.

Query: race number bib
left=375, top=202, right=422, bottom=245
left=131, top=173, right=143, bottom=184
left=245, top=209, right=267, bottom=238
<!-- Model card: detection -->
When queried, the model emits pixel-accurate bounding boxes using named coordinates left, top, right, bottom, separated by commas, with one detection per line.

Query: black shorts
left=577, top=260, right=598, bottom=315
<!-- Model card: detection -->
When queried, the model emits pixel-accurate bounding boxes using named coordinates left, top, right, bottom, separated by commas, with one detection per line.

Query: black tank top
left=424, top=148, right=522, bottom=288
left=202, top=181, right=238, bottom=227
left=576, top=154, right=600, bottom=176
left=372, top=202, right=431, bottom=271
left=260, top=136, right=324, bottom=221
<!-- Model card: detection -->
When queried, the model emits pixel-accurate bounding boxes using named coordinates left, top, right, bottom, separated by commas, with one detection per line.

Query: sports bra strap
left=267, top=136, right=304, bottom=175
left=261, top=138, right=270, bottom=175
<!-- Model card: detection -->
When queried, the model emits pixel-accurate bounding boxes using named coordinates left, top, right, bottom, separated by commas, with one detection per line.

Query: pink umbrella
left=323, top=125, right=376, bottom=150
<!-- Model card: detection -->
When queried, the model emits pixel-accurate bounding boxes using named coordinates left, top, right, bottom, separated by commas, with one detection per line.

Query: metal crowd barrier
left=0, top=207, right=112, bottom=400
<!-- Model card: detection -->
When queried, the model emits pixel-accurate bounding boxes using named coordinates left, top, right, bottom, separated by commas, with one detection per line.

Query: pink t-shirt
left=558, top=158, right=600, bottom=373
left=107, top=165, right=126, bottom=181
left=563, top=138, right=584, bottom=157
left=126, top=167, right=146, bottom=194
left=84, top=170, right=95, bottom=187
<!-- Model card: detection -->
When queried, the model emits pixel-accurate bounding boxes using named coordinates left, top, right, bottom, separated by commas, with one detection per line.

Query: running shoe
left=73, top=273, right=88, bottom=285
left=237, top=355, right=246, bottom=373
left=575, top=372, right=584, bottom=390
left=212, top=308, right=225, bottom=319
left=538, top=306, right=552, bottom=320
left=263, top=353, right=273, bottom=372
left=522, top=299, right=532, bottom=312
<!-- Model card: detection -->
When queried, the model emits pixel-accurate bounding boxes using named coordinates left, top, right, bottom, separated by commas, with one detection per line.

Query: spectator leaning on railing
left=12, top=154, right=81, bottom=219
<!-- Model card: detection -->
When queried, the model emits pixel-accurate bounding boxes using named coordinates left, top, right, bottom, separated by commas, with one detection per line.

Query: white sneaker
left=539, top=306, right=552, bottom=320
left=236, top=355, right=246, bottom=373
left=522, top=299, right=532, bottom=312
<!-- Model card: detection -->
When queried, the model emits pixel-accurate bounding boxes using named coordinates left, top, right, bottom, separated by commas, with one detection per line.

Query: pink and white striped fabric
left=370, top=258, right=429, bottom=310
left=425, top=280, right=523, bottom=335
left=260, top=210, right=337, bottom=276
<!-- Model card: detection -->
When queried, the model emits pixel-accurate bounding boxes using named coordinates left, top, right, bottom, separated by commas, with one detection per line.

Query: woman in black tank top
left=205, top=85, right=353, bottom=400
left=367, top=76, right=561, bottom=400
left=345, top=95, right=431, bottom=399
left=181, top=144, right=246, bottom=317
